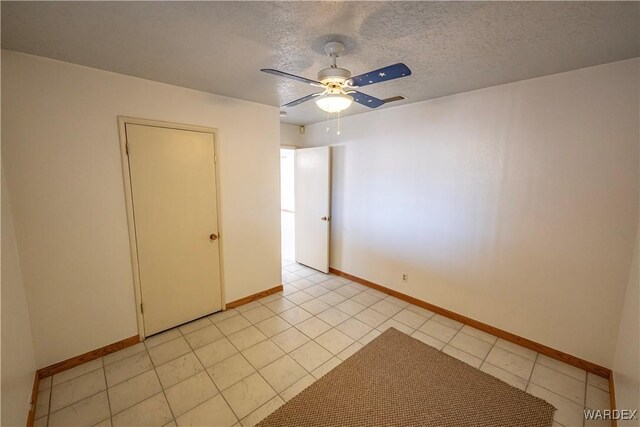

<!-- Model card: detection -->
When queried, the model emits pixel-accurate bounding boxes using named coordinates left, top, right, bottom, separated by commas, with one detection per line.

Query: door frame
left=117, top=116, right=226, bottom=341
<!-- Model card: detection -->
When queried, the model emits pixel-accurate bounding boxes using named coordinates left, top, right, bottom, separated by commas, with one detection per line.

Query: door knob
left=321, top=216, right=330, bottom=221
left=210, top=233, right=218, bottom=241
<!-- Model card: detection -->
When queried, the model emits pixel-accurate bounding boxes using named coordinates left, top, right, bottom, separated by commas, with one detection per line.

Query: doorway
left=119, top=117, right=224, bottom=338
left=281, top=148, right=295, bottom=263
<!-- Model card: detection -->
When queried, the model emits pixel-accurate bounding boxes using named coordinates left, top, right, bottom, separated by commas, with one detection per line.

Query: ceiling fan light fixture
left=315, top=93, right=353, bottom=113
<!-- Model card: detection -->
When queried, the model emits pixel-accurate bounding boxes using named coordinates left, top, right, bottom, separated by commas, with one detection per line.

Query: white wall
left=302, top=59, right=639, bottom=367
left=1, top=167, right=37, bottom=426
left=2, top=51, right=281, bottom=368
left=613, top=226, right=639, bottom=422
left=280, top=123, right=303, bottom=148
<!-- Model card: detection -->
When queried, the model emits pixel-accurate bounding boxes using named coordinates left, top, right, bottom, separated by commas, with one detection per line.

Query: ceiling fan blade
left=352, top=91, right=385, bottom=108
left=261, top=69, right=321, bottom=86
left=282, top=93, right=321, bottom=107
left=348, top=63, right=412, bottom=88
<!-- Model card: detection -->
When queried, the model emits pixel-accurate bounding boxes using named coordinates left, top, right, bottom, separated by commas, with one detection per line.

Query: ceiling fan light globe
left=315, top=94, right=353, bottom=113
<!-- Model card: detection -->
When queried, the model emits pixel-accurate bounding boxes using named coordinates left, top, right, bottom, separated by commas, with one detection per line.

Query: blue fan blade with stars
left=282, top=93, right=321, bottom=107
left=348, top=63, right=412, bottom=88
left=351, top=91, right=385, bottom=108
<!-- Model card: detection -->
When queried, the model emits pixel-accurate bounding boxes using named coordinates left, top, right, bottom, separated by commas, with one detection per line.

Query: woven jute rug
left=258, top=328, right=555, bottom=427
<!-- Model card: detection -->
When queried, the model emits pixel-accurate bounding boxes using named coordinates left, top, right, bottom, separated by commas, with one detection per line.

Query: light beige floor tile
left=282, top=272, right=302, bottom=284
left=358, top=329, right=382, bottom=345
left=242, top=306, right=276, bottom=324
left=289, top=279, right=315, bottom=290
left=236, top=301, right=264, bottom=313
left=242, top=340, right=285, bottom=369
left=176, top=394, right=237, bottom=427
left=208, top=309, right=239, bottom=324
left=335, top=299, right=367, bottom=316
left=283, top=263, right=304, bottom=273
left=148, top=337, right=191, bottom=366
left=585, top=384, right=610, bottom=409
left=443, top=345, right=482, bottom=368
left=335, top=317, right=372, bottom=340
left=377, top=319, right=415, bottom=335
left=241, top=396, right=284, bottom=427
left=103, top=344, right=146, bottom=366
left=222, top=373, right=277, bottom=419
left=184, top=324, right=224, bottom=350
left=316, top=308, right=351, bottom=327
left=208, top=353, right=255, bottom=391
left=279, top=306, right=313, bottom=325
left=112, top=393, right=173, bottom=427
left=392, top=309, right=429, bottom=329
left=431, top=314, right=464, bottom=330
left=52, top=358, right=103, bottom=385
left=331, top=275, right=352, bottom=285
left=165, top=371, right=218, bottom=417
left=286, top=290, right=314, bottom=305
left=311, top=357, right=342, bottom=379
left=295, top=268, right=318, bottom=278
left=587, top=373, right=610, bottom=392
left=318, top=291, right=347, bottom=306
left=334, top=285, right=362, bottom=299
left=270, top=328, right=310, bottom=353
left=108, top=369, right=161, bottom=415
left=485, top=346, right=535, bottom=380
left=255, top=316, right=291, bottom=338
left=162, top=422, right=176, bottom=427
left=365, top=288, right=388, bottom=298
left=530, top=363, right=585, bottom=404
left=178, top=317, right=213, bottom=335
left=315, top=329, right=355, bottom=355
left=263, top=298, right=297, bottom=315
left=105, top=351, right=153, bottom=387
left=50, top=368, right=106, bottom=412
left=144, top=329, right=182, bottom=349
left=299, top=298, right=331, bottom=315
left=320, top=279, right=346, bottom=290
left=449, top=331, right=493, bottom=359
left=280, top=375, right=315, bottom=402
left=537, top=354, right=587, bottom=381
left=493, top=338, right=537, bottom=361
left=49, top=391, right=110, bottom=427
left=216, top=315, right=252, bottom=336
left=259, top=355, right=307, bottom=393
left=290, top=341, right=333, bottom=371
left=304, top=285, right=331, bottom=298
left=34, top=416, right=48, bottom=427
left=35, top=388, right=50, bottom=419
left=295, top=317, right=332, bottom=339
left=384, top=296, right=410, bottom=308
left=370, top=300, right=403, bottom=317
left=480, top=362, right=527, bottom=390
left=350, top=291, right=382, bottom=307
left=411, top=331, right=446, bottom=350
left=282, top=285, right=299, bottom=296
left=39, top=376, right=53, bottom=391
left=306, top=272, right=331, bottom=284
left=459, top=325, right=497, bottom=345
left=405, top=304, right=435, bottom=318
left=194, top=337, right=238, bottom=367
left=527, top=383, right=585, bottom=427
left=259, top=292, right=283, bottom=304
left=418, top=319, right=458, bottom=343
left=337, top=342, right=363, bottom=361
left=355, top=308, right=389, bottom=328
left=156, top=352, right=204, bottom=389
left=228, top=326, right=268, bottom=351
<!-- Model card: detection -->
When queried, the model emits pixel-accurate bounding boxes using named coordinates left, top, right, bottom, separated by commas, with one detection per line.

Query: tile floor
left=34, top=260, right=612, bottom=427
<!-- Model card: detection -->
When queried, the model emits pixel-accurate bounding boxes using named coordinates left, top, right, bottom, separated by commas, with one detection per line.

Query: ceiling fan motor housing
left=318, top=67, right=351, bottom=85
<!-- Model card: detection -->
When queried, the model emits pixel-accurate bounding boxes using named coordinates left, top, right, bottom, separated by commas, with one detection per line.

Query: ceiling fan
left=261, top=42, right=411, bottom=114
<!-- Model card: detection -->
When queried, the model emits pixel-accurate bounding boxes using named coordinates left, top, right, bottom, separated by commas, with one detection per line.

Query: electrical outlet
left=402, top=273, right=408, bottom=283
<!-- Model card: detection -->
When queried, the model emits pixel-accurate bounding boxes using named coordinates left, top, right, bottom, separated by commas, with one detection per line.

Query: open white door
left=295, top=146, right=331, bottom=273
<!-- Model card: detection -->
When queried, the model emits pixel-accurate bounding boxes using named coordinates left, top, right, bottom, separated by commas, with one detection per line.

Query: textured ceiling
left=2, top=1, right=639, bottom=125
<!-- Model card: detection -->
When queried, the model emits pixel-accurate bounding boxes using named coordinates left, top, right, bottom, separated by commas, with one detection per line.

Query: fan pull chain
left=337, top=112, right=341, bottom=136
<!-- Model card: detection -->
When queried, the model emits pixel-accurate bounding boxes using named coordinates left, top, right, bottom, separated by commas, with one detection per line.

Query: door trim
left=117, top=116, right=226, bottom=341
